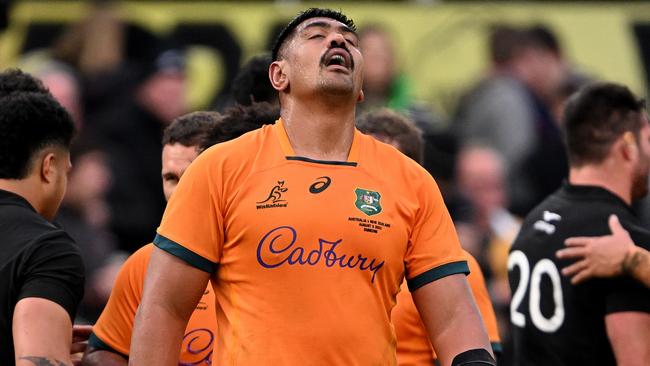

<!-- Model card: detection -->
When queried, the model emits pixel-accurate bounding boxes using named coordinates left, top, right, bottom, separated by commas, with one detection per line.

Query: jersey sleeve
left=603, top=276, right=650, bottom=314
left=405, top=172, right=468, bottom=291
left=466, top=252, right=502, bottom=353
left=90, top=245, right=152, bottom=357
left=154, top=151, right=224, bottom=273
left=18, top=232, right=85, bottom=321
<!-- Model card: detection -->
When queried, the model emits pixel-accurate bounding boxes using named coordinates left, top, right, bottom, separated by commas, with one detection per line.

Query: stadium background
left=2, top=1, right=649, bottom=116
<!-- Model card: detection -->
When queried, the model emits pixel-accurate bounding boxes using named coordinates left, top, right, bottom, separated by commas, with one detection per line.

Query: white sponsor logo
left=534, top=210, right=562, bottom=235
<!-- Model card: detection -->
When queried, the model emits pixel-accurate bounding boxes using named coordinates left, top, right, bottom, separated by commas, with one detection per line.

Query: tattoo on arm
left=19, top=356, right=67, bottom=366
left=622, top=248, right=644, bottom=275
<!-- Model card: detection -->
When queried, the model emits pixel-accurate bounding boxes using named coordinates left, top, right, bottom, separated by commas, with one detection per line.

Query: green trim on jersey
left=154, top=234, right=217, bottom=273
left=407, top=260, right=469, bottom=292
left=88, top=333, right=128, bottom=359
left=491, top=342, right=503, bottom=355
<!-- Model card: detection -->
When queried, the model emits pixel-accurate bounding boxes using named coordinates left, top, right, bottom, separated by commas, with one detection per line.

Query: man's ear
left=40, top=152, right=56, bottom=184
left=269, top=61, right=289, bottom=92
left=357, top=89, right=365, bottom=103
left=622, top=131, right=638, bottom=160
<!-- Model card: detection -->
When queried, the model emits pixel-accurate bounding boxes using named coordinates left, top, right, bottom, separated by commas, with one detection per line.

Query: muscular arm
left=128, top=247, right=210, bottom=366
left=606, top=312, right=650, bottom=366
left=412, top=274, right=494, bottom=366
left=13, top=298, right=74, bottom=366
left=81, top=347, right=126, bottom=366
left=557, top=214, right=650, bottom=287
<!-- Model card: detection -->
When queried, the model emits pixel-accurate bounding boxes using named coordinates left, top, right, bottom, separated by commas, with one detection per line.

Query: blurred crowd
left=2, top=2, right=616, bottom=361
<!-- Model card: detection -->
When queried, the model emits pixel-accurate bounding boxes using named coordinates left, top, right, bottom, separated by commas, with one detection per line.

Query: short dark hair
left=162, top=111, right=222, bottom=147
left=0, top=92, right=75, bottom=179
left=271, top=8, right=357, bottom=61
left=0, top=68, right=49, bottom=98
left=563, top=82, right=646, bottom=167
left=232, top=53, right=277, bottom=106
left=522, top=24, right=561, bottom=56
left=356, top=109, right=423, bottom=164
left=488, top=24, right=526, bottom=66
left=200, top=102, right=280, bottom=151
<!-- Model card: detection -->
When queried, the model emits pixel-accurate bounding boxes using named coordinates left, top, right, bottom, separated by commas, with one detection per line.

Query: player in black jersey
left=508, top=82, right=650, bottom=365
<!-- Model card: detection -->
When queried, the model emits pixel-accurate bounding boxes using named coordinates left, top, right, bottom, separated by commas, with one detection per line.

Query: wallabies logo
left=256, top=180, right=289, bottom=205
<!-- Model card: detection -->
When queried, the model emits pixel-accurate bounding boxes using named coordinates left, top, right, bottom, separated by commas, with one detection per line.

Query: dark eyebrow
left=302, top=21, right=358, bottom=38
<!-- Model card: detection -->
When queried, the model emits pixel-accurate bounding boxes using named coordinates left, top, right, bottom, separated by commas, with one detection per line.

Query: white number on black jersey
left=509, top=250, right=565, bottom=332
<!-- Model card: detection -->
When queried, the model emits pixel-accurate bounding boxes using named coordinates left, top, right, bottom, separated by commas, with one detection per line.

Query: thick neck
left=280, top=96, right=357, bottom=161
left=569, top=160, right=632, bottom=205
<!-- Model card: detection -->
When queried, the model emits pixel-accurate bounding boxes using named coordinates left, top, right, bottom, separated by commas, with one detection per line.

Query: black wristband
left=451, top=348, right=496, bottom=366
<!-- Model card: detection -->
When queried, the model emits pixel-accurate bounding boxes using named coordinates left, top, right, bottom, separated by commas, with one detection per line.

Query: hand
left=556, top=215, right=635, bottom=284
left=71, top=324, right=93, bottom=365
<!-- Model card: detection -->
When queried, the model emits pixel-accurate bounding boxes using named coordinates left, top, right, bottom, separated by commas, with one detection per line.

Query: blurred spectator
left=38, top=4, right=190, bottom=251
left=89, top=42, right=188, bottom=253
left=456, top=145, right=519, bottom=265
left=454, top=24, right=569, bottom=216
left=358, top=25, right=443, bottom=133
left=56, top=141, right=122, bottom=323
left=455, top=144, right=520, bottom=349
left=36, top=62, right=84, bottom=130
left=52, top=1, right=123, bottom=78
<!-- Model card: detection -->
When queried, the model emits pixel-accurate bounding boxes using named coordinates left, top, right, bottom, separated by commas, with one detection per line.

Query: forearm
left=413, top=275, right=493, bottom=366
left=607, top=312, right=650, bottom=366
left=82, top=349, right=127, bottom=366
left=128, top=303, right=187, bottom=365
left=623, top=246, right=650, bottom=288
left=430, top=297, right=492, bottom=365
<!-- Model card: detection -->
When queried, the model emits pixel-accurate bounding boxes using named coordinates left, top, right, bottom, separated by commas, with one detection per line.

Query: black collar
left=561, top=182, right=633, bottom=213
left=0, top=189, right=37, bottom=213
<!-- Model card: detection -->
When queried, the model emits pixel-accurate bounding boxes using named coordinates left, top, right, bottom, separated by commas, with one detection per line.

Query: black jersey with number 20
left=508, top=183, right=650, bottom=366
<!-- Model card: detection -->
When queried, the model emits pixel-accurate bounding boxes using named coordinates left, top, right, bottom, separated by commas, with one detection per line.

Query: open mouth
left=322, top=49, right=353, bottom=71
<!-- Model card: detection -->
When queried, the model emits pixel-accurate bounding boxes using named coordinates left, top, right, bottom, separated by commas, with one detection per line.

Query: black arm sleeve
left=18, top=231, right=85, bottom=321
left=451, top=348, right=496, bottom=366
left=604, top=276, right=650, bottom=314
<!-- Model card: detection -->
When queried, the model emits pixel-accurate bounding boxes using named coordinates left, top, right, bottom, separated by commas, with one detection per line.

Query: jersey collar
left=0, top=189, right=37, bottom=212
left=562, top=182, right=633, bottom=211
left=274, top=118, right=361, bottom=166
